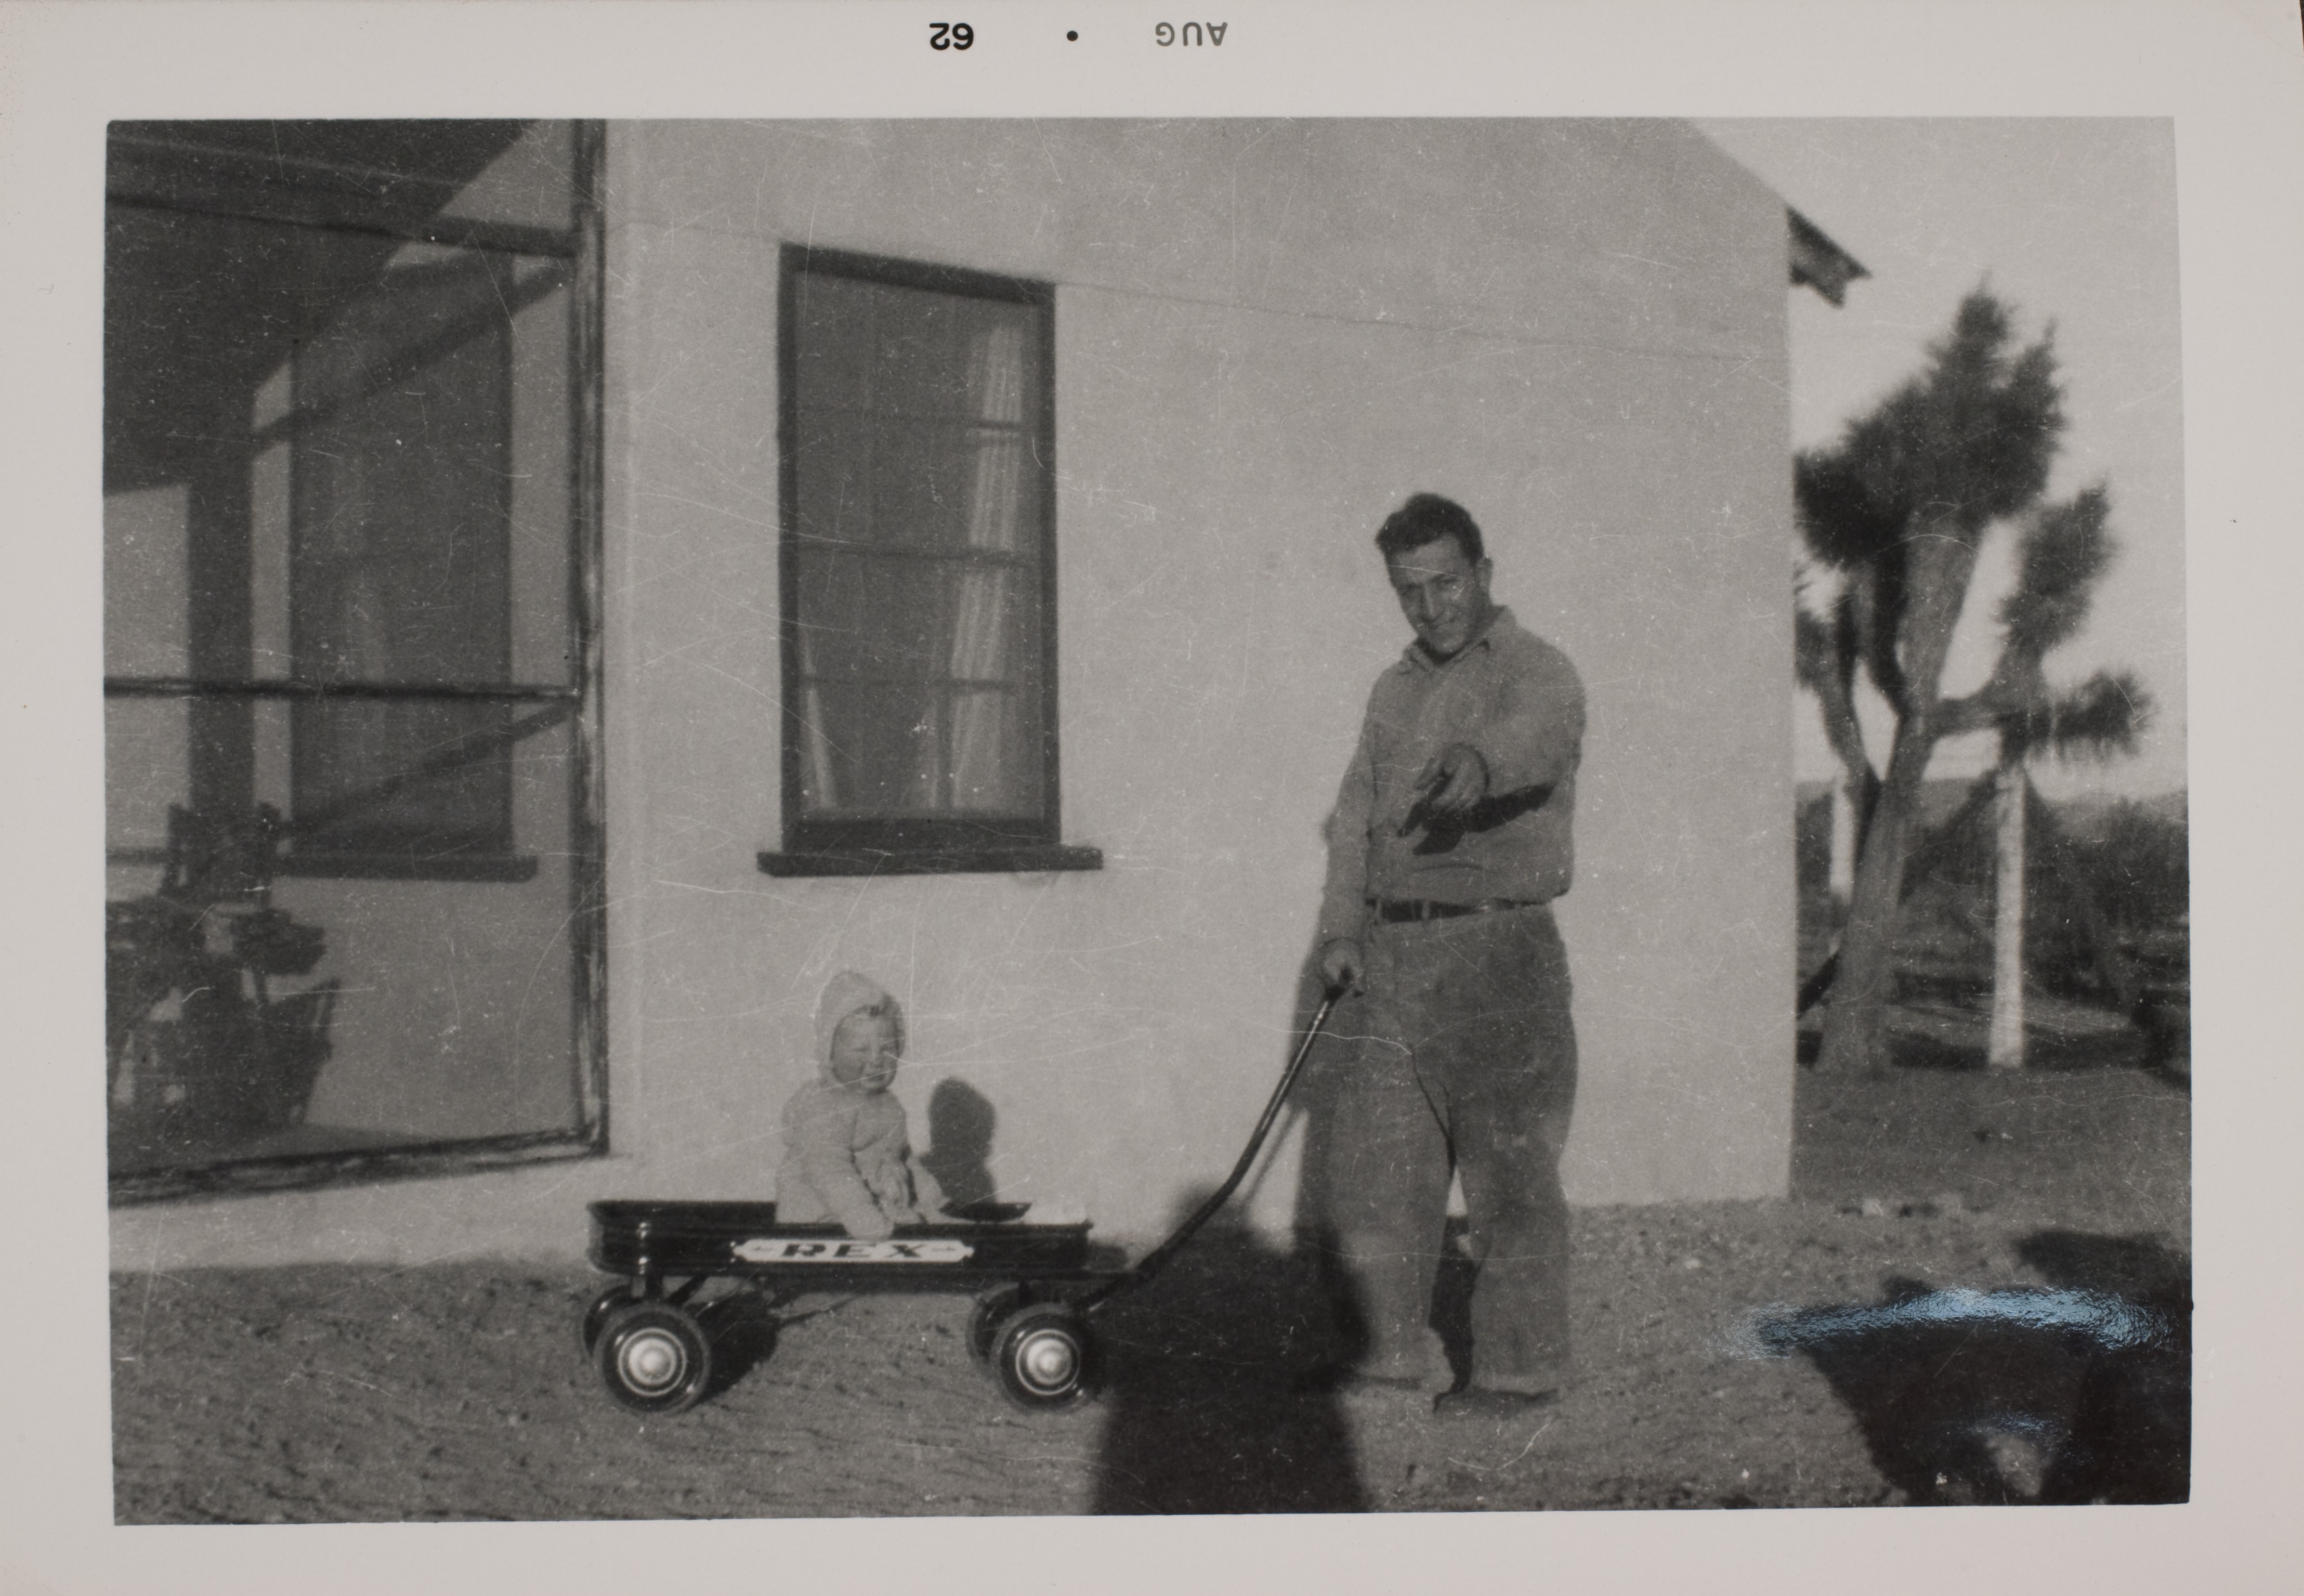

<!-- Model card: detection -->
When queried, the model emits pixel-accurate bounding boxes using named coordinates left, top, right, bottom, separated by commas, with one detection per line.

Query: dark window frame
left=760, top=245, right=1099, bottom=879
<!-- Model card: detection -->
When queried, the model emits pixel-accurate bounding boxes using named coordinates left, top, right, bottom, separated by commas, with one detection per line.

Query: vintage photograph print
left=103, top=115, right=2185, bottom=1519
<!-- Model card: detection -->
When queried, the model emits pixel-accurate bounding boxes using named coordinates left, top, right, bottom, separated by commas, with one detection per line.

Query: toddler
left=775, top=972, right=945, bottom=1238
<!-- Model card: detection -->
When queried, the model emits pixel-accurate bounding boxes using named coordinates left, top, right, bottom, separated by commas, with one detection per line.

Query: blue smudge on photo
left=1734, top=1287, right=2173, bottom=1358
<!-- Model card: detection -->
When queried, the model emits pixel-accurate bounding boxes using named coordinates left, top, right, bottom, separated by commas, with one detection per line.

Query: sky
left=1694, top=119, right=2188, bottom=801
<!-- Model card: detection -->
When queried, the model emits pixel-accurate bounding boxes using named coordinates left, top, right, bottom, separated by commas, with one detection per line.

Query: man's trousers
left=1315, top=901, right=1577, bottom=1393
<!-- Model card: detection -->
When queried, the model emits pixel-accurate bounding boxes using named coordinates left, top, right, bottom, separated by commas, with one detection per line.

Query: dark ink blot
left=1733, top=1239, right=2190, bottom=1505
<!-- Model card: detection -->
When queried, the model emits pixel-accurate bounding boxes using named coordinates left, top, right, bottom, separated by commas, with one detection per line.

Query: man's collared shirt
left=1319, top=606, right=1586, bottom=943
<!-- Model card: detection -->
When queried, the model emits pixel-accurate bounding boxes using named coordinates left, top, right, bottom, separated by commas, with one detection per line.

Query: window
left=287, top=246, right=529, bottom=870
left=103, top=121, right=606, bottom=1199
left=761, top=248, right=1098, bottom=877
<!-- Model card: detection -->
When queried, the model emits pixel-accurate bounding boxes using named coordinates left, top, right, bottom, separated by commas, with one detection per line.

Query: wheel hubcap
left=1016, top=1328, right=1080, bottom=1393
left=620, top=1328, right=686, bottom=1393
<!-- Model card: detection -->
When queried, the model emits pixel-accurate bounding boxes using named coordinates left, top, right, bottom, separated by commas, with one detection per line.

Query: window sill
left=109, top=1127, right=602, bottom=1206
left=757, top=843, right=1104, bottom=879
left=280, top=851, right=542, bottom=884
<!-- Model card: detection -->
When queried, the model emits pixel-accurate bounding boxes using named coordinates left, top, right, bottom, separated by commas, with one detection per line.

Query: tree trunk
left=1828, top=780, right=1858, bottom=913
left=1815, top=725, right=1926, bottom=1072
left=1987, top=756, right=2028, bottom=1070
left=1816, top=525, right=1982, bottom=1074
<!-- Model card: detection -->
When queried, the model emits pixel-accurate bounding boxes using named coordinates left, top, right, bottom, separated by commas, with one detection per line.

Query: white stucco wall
left=112, top=120, right=1795, bottom=1268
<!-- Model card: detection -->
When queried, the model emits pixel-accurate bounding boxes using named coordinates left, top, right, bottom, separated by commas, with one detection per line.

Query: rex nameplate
left=734, top=1237, right=975, bottom=1264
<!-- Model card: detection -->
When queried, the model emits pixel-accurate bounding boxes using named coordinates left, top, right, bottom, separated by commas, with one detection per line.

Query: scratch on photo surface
left=129, top=1267, right=192, bottom=1360
left=315, top=1367, right=387, bottom=1396
left=1448, top=1418, right=1553, bottom=1474
left=2115, top=377, right=2179, bottom=413
left=1025, top=120, right=1065, bottom=185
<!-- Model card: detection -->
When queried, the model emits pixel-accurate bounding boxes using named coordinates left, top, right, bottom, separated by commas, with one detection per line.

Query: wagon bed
left=587, top=1198, right=1098, bottom=1291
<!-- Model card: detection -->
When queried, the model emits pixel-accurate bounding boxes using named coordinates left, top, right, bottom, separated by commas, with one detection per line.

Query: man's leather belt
left=1371, top=897, right=1529, bottom=924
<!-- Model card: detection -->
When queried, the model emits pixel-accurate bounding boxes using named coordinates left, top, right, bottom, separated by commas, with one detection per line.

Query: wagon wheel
left=967, top=1287, right=1025, bottom=1365
left=989, top=1303, right=1101, bottom=1413
left=579, top=1285, right=635, bottom=1359
left=594, top=1301, right=714, bottom=1415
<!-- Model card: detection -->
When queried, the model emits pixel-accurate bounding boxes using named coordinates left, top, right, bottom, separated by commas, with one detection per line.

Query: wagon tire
left=968, top=1288, right=1026, bottom=1365
left=580, top=1286, right=636, bottom=1359
left=594, top=1301, right=713, bottom=1415
left=990, top=1304, right=1100, bottom=1412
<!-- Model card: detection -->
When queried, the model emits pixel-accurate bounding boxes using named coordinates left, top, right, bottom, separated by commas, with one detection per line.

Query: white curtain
left=796, top=622, right=841, bottom=813
left=942, top=318, right=1028, bottom=813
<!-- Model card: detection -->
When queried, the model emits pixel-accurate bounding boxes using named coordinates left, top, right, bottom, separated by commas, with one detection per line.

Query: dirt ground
left=110, top=1042, right=2189, bottom=1521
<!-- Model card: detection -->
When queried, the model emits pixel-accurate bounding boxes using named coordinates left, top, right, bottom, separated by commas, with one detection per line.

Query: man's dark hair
left=1376, top=492, right=1485, bottom=564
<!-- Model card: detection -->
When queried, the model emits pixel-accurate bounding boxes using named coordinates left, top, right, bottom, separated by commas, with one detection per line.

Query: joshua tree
left=1795, top=288, right=2064, bottom=1074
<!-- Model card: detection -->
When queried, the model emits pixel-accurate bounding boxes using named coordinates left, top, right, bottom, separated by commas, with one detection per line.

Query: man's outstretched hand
left=1399, top=742, right=1489, bottom=833
left=1318, top=937, right=1365, bottom=995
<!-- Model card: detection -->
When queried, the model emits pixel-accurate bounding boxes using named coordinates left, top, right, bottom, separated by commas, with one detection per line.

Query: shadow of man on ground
left=1747, top=1232, right=2189, bottom=1504
left=1090, top=1203, right=1368, bottom=1513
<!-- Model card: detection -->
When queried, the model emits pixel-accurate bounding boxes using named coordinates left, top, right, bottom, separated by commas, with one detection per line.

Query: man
left=1313, top=491, right=1585, bottom=1421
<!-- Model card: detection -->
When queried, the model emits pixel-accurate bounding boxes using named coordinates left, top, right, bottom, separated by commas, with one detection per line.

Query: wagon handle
left=1078, top=989, right=1342, bottom=1310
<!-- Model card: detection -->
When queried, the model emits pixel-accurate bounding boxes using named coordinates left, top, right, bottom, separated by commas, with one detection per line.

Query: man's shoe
left=1431, top=1385, right=1561, bottom=1422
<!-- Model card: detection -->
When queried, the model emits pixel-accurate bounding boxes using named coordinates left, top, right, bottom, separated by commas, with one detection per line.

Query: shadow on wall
left=1744, top=1229, right=2189, bottom=1505
left=919, top=1078, right=999, bottom=1211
